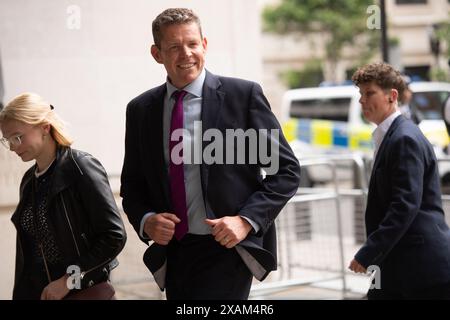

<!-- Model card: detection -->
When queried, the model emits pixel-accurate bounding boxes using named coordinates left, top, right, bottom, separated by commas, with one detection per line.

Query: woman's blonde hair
left=0, top=92, right=73, bottom=146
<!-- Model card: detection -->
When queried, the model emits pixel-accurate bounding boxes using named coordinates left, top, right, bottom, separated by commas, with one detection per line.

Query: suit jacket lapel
left=200, top=70, right=225, bottom=197
left=143, top=84, right=171, bottom=208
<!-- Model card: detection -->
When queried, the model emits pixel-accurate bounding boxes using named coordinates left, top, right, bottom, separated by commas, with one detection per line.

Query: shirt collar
left=166, top=68, right=206, bottom=99
left=378, top=110, right=401, bottom=133
left=372, top=110, right=402, bottom=148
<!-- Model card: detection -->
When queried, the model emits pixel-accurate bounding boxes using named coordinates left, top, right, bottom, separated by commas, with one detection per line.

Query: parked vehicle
left=281, top=82, right=450, bottom=186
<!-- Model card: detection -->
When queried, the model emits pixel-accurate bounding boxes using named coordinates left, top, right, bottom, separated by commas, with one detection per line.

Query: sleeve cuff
left=241, top=216, right=260, bottom=234
left=139, top=212, right=156, bottom=239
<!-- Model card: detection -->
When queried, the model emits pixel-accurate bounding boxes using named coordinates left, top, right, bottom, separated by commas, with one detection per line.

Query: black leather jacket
left=11, top=147, right=126, bottom=298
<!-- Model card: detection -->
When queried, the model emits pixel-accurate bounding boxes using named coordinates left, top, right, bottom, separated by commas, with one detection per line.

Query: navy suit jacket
left=355, top=115, right=450, bottom=291
left=120, top=70, right=301, bottom=286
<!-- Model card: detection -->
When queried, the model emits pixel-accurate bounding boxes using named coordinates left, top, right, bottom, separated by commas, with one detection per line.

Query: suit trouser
left=367, top=281, right=450, bottom=300
left=165, top=234, right=253, bottom=300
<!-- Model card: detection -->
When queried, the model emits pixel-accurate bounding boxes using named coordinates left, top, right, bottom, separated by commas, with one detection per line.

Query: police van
left=281, top=82, right=450, bottom=186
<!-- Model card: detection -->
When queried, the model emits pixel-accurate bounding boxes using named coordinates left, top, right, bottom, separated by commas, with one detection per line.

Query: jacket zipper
left=81, top=233, right=90, bottom=248
left=60, top=194, right=81, bottom=257
left=61, top=193, right=112, bottom=279
left=40, top=244, right=52, bottom=283
left=80, top=258, right=112, bottom=280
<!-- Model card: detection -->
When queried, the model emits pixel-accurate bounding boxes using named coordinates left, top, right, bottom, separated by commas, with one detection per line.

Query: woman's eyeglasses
left=0, top=135, right=22, bottom=149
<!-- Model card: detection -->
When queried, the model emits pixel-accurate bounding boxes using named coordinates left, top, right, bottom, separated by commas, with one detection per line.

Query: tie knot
left=173, top=90, right=187, bottom=102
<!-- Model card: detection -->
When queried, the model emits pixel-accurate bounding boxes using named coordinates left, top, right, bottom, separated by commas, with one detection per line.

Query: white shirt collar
left=372, top=110, right=402, bottom=152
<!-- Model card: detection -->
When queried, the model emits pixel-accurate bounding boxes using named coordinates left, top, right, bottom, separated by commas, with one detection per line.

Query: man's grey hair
left=152, top=8, right=203, bottom=48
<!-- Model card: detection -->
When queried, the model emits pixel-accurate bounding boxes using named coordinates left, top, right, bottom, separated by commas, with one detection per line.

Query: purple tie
left=169, top=90, right=188, bottom=240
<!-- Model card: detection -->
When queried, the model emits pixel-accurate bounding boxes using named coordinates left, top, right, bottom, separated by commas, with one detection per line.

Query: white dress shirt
left=372, top=110, right=402, bottom=160
left=139, top=69, right=259, bottom=238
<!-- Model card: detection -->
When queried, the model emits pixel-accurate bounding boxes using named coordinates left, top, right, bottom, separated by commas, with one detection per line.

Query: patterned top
left=20, top=160, right=62, bottom=266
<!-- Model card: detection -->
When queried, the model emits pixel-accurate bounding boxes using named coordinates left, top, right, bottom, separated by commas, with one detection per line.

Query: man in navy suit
left=349, top=62, right=450, bottom=299
left=120, top=8, right=300, bottom=300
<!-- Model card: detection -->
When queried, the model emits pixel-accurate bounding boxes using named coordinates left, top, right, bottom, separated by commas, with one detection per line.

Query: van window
left=411, top=91, right=450, bottom=120
left=289, top=97, right=351, bottom=121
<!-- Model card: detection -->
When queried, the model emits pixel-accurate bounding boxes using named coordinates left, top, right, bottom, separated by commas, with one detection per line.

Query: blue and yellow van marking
left=283, top=118, right=373, bottom=151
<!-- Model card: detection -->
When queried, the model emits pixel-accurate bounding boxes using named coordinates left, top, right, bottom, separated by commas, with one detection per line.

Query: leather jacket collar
left=13, top=146, right=81, bottom=223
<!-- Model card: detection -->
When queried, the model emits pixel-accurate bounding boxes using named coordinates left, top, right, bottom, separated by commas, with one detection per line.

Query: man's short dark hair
left=352, top=62, right=406, bottom=94
left=152, top=8, right=203, bottom=48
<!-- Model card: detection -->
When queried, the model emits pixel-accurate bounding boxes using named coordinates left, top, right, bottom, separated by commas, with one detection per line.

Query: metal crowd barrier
left=250, top=154, right=371, bottom=299
left=251, top=153, right=450, bottom=299
left=3, top=151, right=450, bottom=299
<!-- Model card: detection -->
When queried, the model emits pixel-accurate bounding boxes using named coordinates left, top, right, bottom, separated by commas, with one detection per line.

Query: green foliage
left=430, top=67, right=450, bottom=82
left=389, top=37, right=400, bottom=47
left=436, top=22, right=450, bottom=57
left=281, top=59, right=324, bottom=88
left=346, top=66, right=358, bottom=80
left=263, top=0, right=374, bottom=54
left=263, top=0, right=378, bottom=80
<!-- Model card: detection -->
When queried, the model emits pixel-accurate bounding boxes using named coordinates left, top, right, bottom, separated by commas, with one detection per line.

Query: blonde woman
left=0, top=93, right=126, bottom=300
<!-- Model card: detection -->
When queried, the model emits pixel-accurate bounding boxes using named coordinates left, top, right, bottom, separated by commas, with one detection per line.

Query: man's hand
left=348, top=258, right=367, bottom=273
left=205, top=216, right=253, bottom=249
left=40, top=274, right=70, bottom=300
left=144, top=213, right=180, bottom=245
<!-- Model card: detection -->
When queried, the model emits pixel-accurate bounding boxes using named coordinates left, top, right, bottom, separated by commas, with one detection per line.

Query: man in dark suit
left=349, top=62, right=450, bottom=299
left=120, top=8, right=300, bottom=300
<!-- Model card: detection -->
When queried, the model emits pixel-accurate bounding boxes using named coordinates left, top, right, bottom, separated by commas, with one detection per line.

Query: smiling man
left=120, top=8, right=300, bottom=300
left=349, top=62, right=450, bottom=299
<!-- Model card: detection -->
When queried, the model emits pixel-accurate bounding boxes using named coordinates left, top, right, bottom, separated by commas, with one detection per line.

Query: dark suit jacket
left=355, top=115, right=450, bottom=292
left=120, top=70, right=301, bottom=287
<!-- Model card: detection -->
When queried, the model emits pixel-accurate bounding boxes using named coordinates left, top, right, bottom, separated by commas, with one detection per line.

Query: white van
left=281, top=82, right=450, bottom=186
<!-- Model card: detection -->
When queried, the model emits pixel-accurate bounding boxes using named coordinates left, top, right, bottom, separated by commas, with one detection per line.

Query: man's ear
left=390, top=89, right=398, bottom=103
left=151, top=45, right=163, bottom=64
left=202, top=37, right=208, bottom=52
